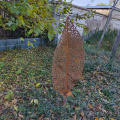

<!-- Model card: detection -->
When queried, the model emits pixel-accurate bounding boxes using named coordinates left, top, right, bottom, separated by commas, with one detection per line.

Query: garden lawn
left=0, top=45, right=120, bottom=120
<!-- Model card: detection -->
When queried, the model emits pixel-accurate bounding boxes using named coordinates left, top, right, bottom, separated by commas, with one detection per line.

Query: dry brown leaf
left=18, top=113, right=24, bottom=118
left=110, top=118, right=115, bottom=120
left=99, top=118, right=103, bottom=120
left=80, top=111, right=84, bottom=117
left=44, top=118, right=51, bottom=120
left=52, top=17, right=85, bottom=97
left=12, top=99, right=18, bottom=105
left=95, top=118, right=99, bottom=120
left=4, top=102, right=10, bottom=107
left=72, top=114, right=77, bottom=120
left=88, top=104, right=93, bottom=108
left=97, top=106, right=107, bottom=113
left=38, top=114, right=44, bottom=120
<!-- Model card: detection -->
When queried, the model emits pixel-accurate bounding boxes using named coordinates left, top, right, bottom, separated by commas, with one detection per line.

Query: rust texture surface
left=52, top=17, right=85, bottom=97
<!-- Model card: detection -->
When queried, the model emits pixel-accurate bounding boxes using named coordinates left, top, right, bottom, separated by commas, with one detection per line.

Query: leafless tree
left=97, top=0, right=119, bottom=50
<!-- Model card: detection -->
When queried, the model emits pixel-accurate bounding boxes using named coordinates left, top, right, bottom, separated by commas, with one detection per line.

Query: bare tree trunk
left=97, top=0, right=119, bottom=50
left=52, top=0, right=58, bottom=45
left=51, top=0, right=63, bottom=45
left=108, top=30, right=120, bottom=70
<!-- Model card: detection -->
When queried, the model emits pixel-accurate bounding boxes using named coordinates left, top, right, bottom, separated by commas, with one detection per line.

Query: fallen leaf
left=98, top=89, right=104, bottom=96
left=87, top=112, right=94, bottom=118
left=50, top=109, right=52, bottom=112
left=0, top=58, right=4, bottom=61
left=99, top=118, right=103, bottom=120
left=95, top=118, right=99, bottom=120
left=38, top=114, right=44, bottom=120
left=36, top=83, right=41, bottom=88
left=44, top=118, right=50, bottom=120
left=14, top=105, right=18, bottom=111
left=18, top=113, right=24, bottom=118
left=75, top=107, right=80, bottom=111
left=110, top=118, right=115, bottom=120
left=12, top=99, right=18, bottom=105
left=4, top=102, right=10, bottom=107
left=30, top=99, right=39, bottom=105
left=47, top=79, right=51, bottom=82
left=97, top=106, right=107, bottom=113
left=102, top=98, right=109, bottom=103
left=73, top=114, right=77, bottom=120
left=88, top=104, right=93, bottom=108
left=0, top=93, right=3, bottom=97
left=30, top=99, right=34, bottom=104
left=34, top=99, right=38, bottom=105
left=80, top=111, right=84, bottom=117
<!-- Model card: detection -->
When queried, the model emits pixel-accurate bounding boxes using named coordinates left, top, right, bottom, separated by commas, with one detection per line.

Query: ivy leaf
left=16, top=19, right=21, bottom=26
left=48, top=32, right=53, bottom=41
left=28, top=29, right=33, bottom=34
left=11, top=24, right=17, bottom=31
left=6, top=21, right=13, bottom=26
left=0, top=62, right=4, bottom=67
left=30, top=43, right=34, bottom=48
left=58, top=27, right=62, bottom=33
left=19, top=16, right=25, bottom=26
left=27, top=8, right=32, bottom=16
left=16, top=70, right=21, bottom=74
left=5, top=90, right=13, bottom=99
left=20, top=37, right=24, bottom=41
left=11, top=17, right=15, bottom=21
left=27, top=41, right=31, bottom=46
left=33, top=39, right=36, bottom=42
left=34, top=28, right=41, bottom=35
left=0, top=62, right=4, bottom=69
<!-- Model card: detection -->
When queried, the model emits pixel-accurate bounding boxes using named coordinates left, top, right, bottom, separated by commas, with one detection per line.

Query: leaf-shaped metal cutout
left=52, top=17, right=85, bottom=97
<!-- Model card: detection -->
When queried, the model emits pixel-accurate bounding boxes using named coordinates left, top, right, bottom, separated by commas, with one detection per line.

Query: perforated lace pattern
left=52, top=17, right=85, bottom=96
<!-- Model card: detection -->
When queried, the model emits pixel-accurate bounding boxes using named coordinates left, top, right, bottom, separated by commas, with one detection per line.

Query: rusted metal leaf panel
left=52, top=17, right=85, bottom=97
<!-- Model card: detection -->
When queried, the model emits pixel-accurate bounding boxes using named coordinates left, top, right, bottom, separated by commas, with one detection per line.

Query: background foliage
left=86, top=28, right=118, bottom=51
left=0, top=0, right=95, bottom=41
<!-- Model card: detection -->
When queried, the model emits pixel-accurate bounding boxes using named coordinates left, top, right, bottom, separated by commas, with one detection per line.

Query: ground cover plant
left=86, top=28, right=118, bottom=51
left=0, top=44, right=120, bottom=120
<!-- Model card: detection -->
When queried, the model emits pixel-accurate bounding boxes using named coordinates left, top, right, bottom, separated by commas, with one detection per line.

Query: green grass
left=0, top=45, right=120, bottom=120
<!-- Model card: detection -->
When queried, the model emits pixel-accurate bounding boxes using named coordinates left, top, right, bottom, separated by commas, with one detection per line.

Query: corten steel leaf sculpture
left=52, top=17, right=85, bottom=97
